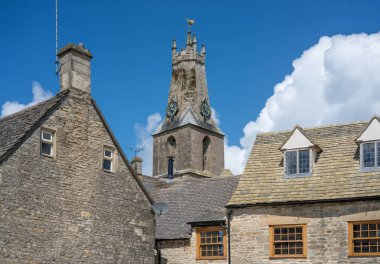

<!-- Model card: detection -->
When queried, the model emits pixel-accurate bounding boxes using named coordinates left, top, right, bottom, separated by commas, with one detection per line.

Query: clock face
left=200, top=99, right=211, bottom=120
left=166, top=100, right=178, bottom=119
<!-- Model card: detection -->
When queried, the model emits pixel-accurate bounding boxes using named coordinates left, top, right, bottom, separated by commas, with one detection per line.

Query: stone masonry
left=0, top=43, right=155, bottom=263
left=230, top=201, right=380, bottom=263
left=158, top=228, right=228, bottom=264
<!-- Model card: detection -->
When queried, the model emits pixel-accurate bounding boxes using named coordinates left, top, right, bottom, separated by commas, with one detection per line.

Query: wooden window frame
left=348, top=220, right=380, bottom=257
left=269, top=224, right=307, bottom=259
left=196, top=226, right=227, bottom=260
left=102, top=147, right=114, bottom=173
left=40, top=129, right=55, bottom=158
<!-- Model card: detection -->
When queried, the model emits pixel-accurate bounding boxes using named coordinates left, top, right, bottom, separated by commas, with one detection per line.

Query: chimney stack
left=57, top=43, right=93, bottom=93
left=131, top=157, right=143, bottom=175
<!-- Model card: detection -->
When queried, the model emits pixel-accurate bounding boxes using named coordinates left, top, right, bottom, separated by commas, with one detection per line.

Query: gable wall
left=230, top=200, right=380, bottom=263
left=0, top=91, right=154, bottom=263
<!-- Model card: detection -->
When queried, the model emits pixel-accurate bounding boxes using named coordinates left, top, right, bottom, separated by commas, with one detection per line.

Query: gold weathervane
left=186, top=18, right=195, bottom=31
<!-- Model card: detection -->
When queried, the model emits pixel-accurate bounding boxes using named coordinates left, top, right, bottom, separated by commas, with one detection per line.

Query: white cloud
left=227, top=32, right=380, bottom=175
left=134, top=113, right=162, bottom=175
left=1, top=81, right=53, bottom=117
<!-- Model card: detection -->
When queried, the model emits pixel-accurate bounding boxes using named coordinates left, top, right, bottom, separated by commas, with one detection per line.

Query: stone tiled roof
left=153, top=106, right=224, bottom=136
left=228, top=120, right=380, bottom=206
left=0, top=90, right=69, bottom=162
left=140, top=175, right=240, bottom=240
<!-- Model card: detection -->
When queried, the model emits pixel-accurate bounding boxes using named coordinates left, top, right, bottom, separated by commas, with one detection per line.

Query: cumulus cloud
left=1, top=81, right=53, bottom=117
left=134, top=113, right=162, bottom=175
left=228, top=32, right=380, bottom=175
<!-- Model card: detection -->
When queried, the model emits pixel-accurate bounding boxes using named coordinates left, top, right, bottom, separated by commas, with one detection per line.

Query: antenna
left=55, top=0, right=60, bottom=75
left=128, top=147, right=144, bottom=159
left=152, top=202, right=170, bottom=215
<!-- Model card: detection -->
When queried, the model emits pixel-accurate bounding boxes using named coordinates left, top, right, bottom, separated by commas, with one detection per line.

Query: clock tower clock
left=152, top=29, right=225, bottom=179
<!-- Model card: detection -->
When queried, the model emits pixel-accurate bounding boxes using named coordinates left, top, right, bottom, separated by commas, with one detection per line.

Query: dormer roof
left=356, top=115, right=380, bottom=143
left=279, top=125, right=320, bottom=151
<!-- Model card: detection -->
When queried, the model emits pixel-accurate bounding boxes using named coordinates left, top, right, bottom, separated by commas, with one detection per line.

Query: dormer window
left=280, top=126, right=320, bottom=177
left=361, top=141, right=380, bottom=168
left=285, top=149, right=311, bottom=175
left=356, top=116, right=380, bottom=170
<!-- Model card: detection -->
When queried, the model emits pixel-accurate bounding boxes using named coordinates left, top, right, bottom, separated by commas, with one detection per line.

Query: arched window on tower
left=203, top=136, right=210, bottom=171
left=167, top=136, right=176, bottom=178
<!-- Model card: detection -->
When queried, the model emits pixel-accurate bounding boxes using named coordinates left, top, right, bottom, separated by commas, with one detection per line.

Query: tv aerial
left=152, top=202, right=170, bottom=215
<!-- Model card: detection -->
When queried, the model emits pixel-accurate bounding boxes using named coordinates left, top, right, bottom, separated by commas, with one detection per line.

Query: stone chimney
left=57, top=43, right=93, bottom=93
left=131, top=157, right=142, bottom=175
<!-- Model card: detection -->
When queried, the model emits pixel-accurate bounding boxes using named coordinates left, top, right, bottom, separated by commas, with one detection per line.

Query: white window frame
left=284, top=148, right=313, bottom=177
left=360, top=141, right=380, bottom=171
left=102, top=147, right=114, bottom=172
left=41, top=129, right=54, bottom=157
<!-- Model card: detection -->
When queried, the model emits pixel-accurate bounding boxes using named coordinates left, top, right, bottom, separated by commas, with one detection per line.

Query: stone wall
left=153, top=125, right=224, bottom=177
left=158, top=228, right=228, bottom=264
left=0, top=89, right=155, bottom=263
left=230, top=200, right=380, bottom=263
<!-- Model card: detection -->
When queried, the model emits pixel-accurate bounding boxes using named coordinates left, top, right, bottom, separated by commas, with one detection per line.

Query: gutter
left=226, top=195, right=380, bottom=209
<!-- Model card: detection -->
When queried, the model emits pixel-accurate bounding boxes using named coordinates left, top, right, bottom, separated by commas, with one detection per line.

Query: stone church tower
left=153, top=31, right=225, bottom=178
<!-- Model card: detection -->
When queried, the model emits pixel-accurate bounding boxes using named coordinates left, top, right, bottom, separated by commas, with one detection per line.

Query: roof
left=140, top=175, right=240, bottom=240
left=153, top=106, right=224, bottom=136
left=0, top=90, right=69, bottom=163
left=228, top=120, right=380, bottom=207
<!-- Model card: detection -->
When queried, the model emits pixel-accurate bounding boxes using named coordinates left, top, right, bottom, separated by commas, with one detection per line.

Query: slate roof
left=140, top=175, right=240, bottom=240
left=153, top=106, right=224, bottom=136
left=0, top=90, right=69, bottom=163
left=228, top=120, right=380, bottom=206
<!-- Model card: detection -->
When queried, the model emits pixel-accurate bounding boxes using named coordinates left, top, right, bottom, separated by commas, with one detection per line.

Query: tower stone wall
left=153, top=31, right=225, bottom=178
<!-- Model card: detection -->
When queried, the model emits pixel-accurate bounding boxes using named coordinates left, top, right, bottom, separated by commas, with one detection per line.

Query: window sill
left=360, top=167, right=380, bottom=173
left=269, top=255, right=307, bottom=259
left=284, top=172, right=312, bottom=179
left=41, top=153, right=55, bottom=159
left=349, top=254, right=380, bottom=258
left=196, top=257, right=227, bottom=260
left=102, top=169, right=114, bottom=174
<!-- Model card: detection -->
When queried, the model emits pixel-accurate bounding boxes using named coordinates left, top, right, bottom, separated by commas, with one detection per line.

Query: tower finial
left=186, top=18, right=195, bottom=32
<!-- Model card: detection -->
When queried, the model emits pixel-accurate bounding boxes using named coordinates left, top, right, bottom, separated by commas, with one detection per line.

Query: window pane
left=286, top=151, right=297, bottom=174
left=104, top=149, right=112, bottom=158
left=272, top=226, right=304, bottom=256
left=42, top=131, right=52, bottom=141
left=298, top=150, right=310, bottom=173
left=41, top=142, right=52, bottom=156
left=377, top=142, right=380, bottom=167
left=103, top=159, right=112, bottom=171
left=363, top=143, right=375, bottom=167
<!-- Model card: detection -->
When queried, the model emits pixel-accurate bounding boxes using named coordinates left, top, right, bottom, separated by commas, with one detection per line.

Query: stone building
left=0, top=43, right=155, bottom=263
left=227, top=117, right=380, bottom=263
left=140, top=30, right=240, bottom=264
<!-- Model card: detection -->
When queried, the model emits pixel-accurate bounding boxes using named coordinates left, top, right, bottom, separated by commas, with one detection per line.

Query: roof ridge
left=257, top=119, right=371, bottom=136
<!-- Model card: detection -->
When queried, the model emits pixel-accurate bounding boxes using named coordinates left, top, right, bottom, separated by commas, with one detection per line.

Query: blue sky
left=1, top=0, right=380, bottom=174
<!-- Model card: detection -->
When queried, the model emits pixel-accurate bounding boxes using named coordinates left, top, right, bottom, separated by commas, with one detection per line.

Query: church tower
left=152, top=28, right=225, bottom=178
